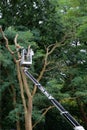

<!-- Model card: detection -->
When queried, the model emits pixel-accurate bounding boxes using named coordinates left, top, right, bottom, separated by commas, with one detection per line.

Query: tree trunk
left=27, top=98, right=32, bottom=130
left=16, top=120, right=21, bottom=130
left=21, top=68, right=32, bottom=130
left=25, top=98, right=32, bottom=130
left=11, top=85, right=21, bottom=130
left=16, top=62, right=32, bottom=130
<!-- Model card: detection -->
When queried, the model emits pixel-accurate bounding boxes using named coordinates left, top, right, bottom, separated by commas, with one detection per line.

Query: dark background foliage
left=0, top=0, right=87, bottom=130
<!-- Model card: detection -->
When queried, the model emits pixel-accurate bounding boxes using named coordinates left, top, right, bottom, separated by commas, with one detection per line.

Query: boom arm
left=19, top=47, right=85, bottom=130
left=24, top=67, right=85, bottom=130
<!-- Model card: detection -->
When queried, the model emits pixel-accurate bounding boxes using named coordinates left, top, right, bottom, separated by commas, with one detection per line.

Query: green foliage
left=0, top=26, right=36, bottom=129
left=0, top=0, right=87, bottom=129
left=77, top=23, right=87, bottom=42
left=32, top=106, right=45, bottom=123
left=61, top=42, right=87, bottom=126
left=4, top=27, right=35, bottom=47
left=7, top=104, right=24, bottom=122
left=0, top=47, right=13, bottom=67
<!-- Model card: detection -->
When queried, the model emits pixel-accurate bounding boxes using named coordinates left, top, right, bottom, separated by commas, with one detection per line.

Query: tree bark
left=16, top=116, right=21, bottom=130
left=21, top=68, right=32, bottom=130
left=11, top=85, right=21, bottom=130
left=16, top=62, right=29, bottom=130
left=1, top=29, right=68, bottom=130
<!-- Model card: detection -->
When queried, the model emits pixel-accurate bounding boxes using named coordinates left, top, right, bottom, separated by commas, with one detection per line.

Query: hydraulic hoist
left=20, top=47, right=85, bottom=130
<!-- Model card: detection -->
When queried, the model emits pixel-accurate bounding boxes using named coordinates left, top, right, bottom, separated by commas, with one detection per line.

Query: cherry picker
left=20, top=47, right=85, bottom=130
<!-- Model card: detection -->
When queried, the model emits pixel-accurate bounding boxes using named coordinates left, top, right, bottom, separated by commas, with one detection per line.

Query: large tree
left=0, top=0, right=87, bottom=130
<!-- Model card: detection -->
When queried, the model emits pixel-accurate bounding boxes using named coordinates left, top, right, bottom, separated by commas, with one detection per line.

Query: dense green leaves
left=0, top=0, right=87, bottom=130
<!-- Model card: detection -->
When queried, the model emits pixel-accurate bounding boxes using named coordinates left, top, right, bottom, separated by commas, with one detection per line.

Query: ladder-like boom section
left=24, top=68, right=85, bottom=130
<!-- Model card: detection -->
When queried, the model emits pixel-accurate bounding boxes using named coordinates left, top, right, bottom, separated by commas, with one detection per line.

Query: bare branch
left=47, top=43, right=57, bottom=55
left=14, top=34, right=22, bottom=49
left=21, top=67, right=32, bottom=98
left=32, top=34, right=68, bottom=96
left=16, top=61, right=27, bottom=113
left=48, top=33, right=70, bottom=55
left=14, top=34, right=32, bottom=98
left=33, top=106, right=54, bottom=128
left=14, top=34, right=22, bottom=60
left=32, top=48, right=49, bottom=96
left=0, top=27, right=14, bottom=55
left=45, top=66, right=57, bottom=72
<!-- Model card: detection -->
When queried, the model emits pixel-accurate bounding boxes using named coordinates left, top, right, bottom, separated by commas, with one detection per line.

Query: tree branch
left=32, top=47, right=49, bottom=96
left=0, top=26, right=14, bottom=55
left=14, top=34, right=22, bottom=60
left=21, top=68, right=32, bottom=98
left=16, top=61, right=27, bottom=113
left=14, top=34, right=32, bottom=98
left=32, top=106, right=54, bottom=128
left=32, top=34, right=68, bottom=96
